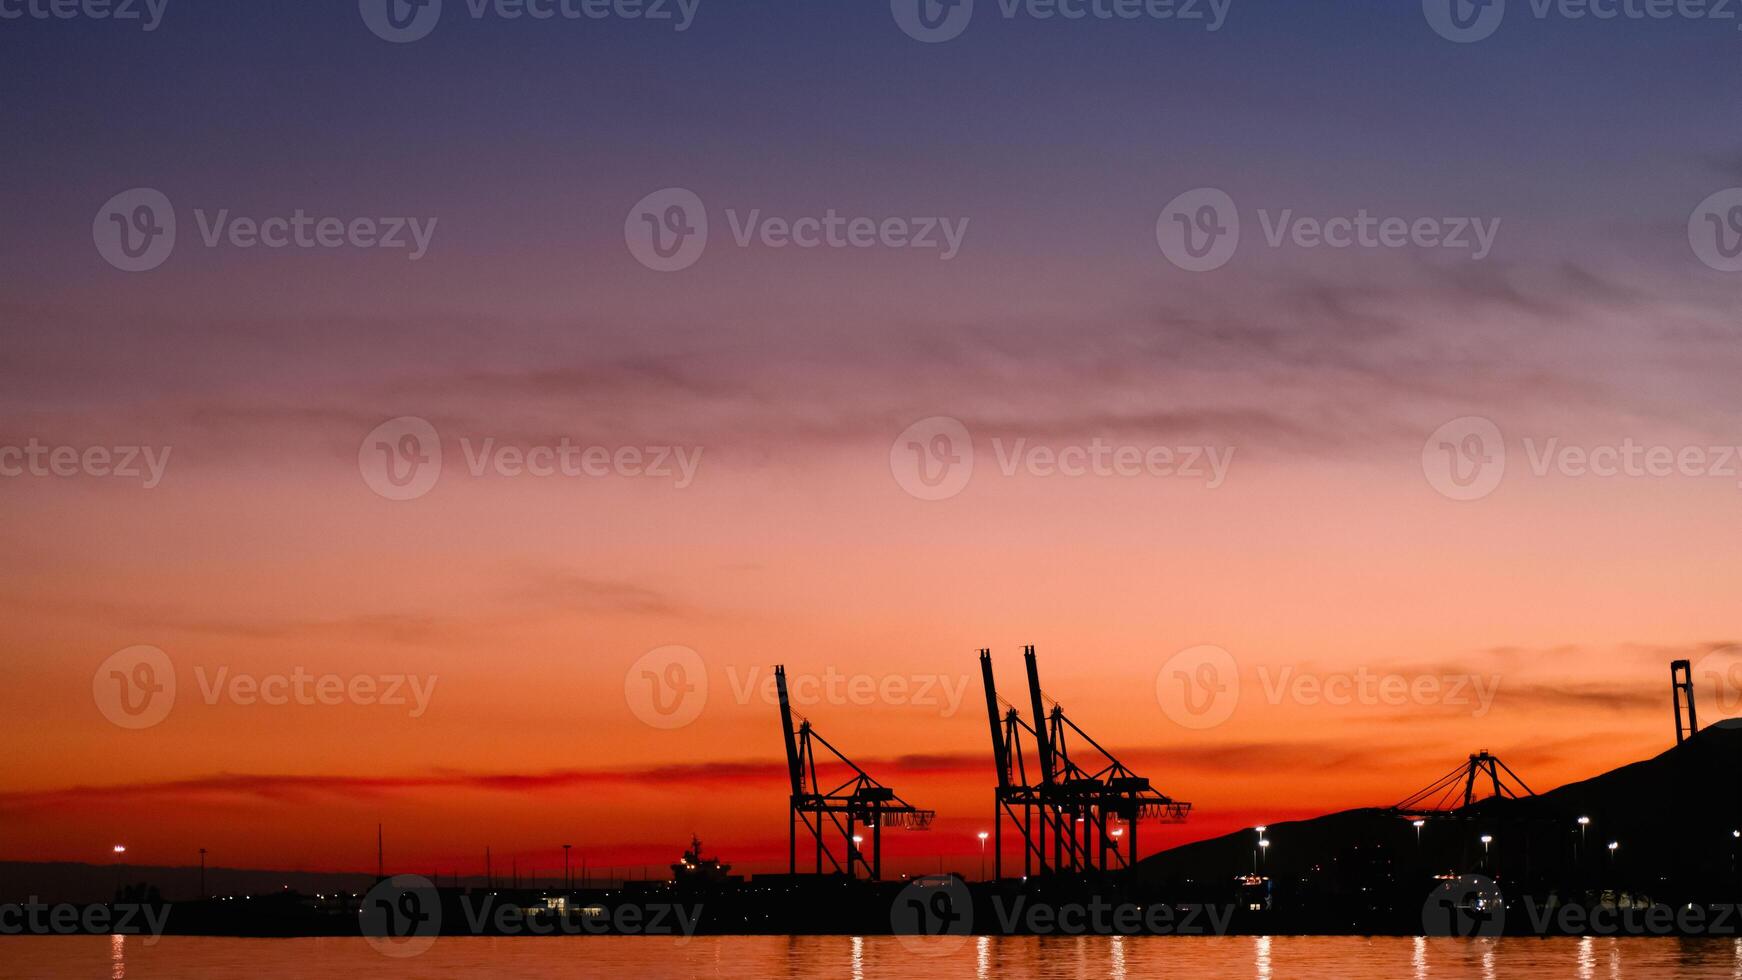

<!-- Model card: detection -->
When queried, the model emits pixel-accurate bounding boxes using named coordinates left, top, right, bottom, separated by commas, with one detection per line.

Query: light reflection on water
left=6, top=935, right=1742, bottom=979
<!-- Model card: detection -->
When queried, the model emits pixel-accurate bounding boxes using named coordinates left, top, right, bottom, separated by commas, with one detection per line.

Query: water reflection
left=6, top=934, right=1742, bottom=978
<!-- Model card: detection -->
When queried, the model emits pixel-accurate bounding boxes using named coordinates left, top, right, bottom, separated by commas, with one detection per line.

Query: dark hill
left=1131, top=722, right=1742, bottom=930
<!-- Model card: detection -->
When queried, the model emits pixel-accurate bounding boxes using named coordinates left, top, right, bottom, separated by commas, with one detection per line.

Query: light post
left=977, top=831, right=989, bottom=881
left=1480, top=835, right=1493, bottom=873
left=1606, top=840, right=1618, bottom=872
left=1577, top=816, right=1589, bottom=866
left=111, top=845, right=127, bottom=902
left=1412, top=819, right=1425, bottom=849
left=1253, top=826, right=1267, bottom=874
left=851, top=835, right=864, bottom=878
left=1258, top=838, right=1270, bottom=875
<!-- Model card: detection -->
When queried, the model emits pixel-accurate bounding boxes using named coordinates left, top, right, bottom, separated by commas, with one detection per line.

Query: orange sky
left=4, top=382, right=1737, bottom=877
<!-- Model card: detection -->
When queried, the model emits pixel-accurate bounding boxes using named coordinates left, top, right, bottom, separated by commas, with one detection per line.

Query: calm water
left=5, top=935, right=1742, bottom=978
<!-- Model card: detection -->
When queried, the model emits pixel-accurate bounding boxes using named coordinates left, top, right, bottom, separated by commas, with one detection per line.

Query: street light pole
left=977, top=831, right=989, bottom=881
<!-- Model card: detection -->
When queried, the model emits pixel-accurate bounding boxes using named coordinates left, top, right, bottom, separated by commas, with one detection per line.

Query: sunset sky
left=3, top=1, right=1742, bottom=880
